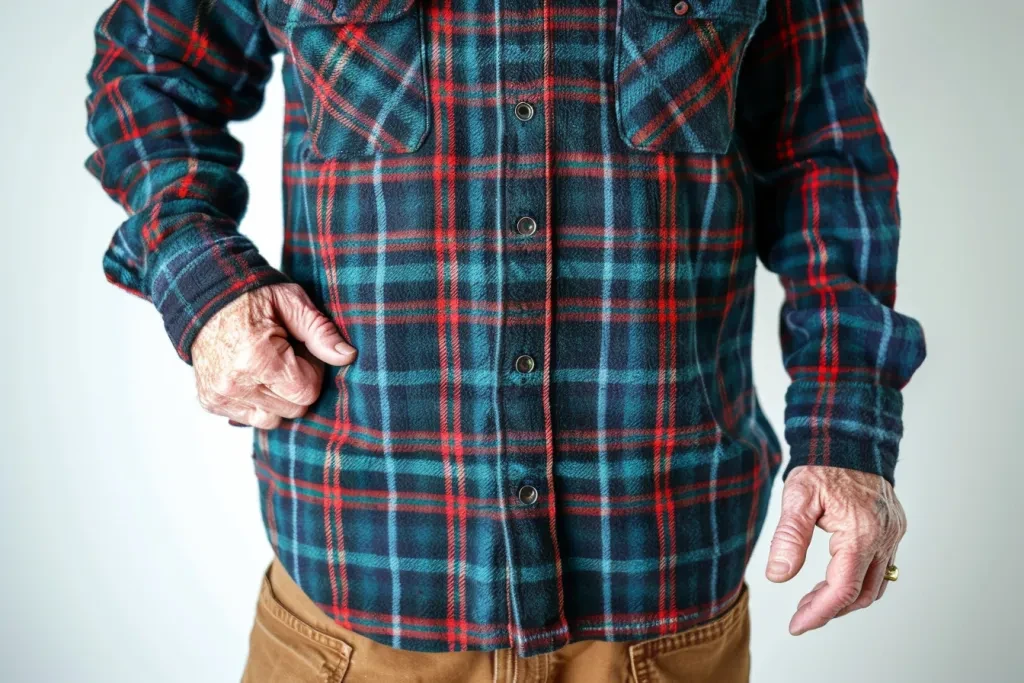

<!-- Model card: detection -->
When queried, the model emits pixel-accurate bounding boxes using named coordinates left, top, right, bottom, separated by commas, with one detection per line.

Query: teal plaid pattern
left=85, top=0, right=926, bottom=656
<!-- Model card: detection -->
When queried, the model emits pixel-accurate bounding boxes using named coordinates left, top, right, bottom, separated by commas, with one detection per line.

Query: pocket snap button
left=673, top=1, right=690, bottom=15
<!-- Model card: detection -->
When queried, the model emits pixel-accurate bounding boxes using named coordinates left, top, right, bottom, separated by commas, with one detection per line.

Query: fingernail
left=768, top=560, right=791, bottom=577
left=228, top=419, right=247, bottom=427
left=335, top=343, right=356, bottom=356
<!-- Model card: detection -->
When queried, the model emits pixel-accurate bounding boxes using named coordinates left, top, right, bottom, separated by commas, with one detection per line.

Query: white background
left=1, top=1, right=1021, bottom=681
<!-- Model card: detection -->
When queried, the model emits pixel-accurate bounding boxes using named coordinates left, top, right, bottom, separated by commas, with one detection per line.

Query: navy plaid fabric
left=85, top=0, right=927, bottom=655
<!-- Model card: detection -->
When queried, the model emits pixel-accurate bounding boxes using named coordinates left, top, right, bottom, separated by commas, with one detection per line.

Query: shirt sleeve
left=84, top=0, right=292, bottom=364
left=735, top=0, right=927, bottom=486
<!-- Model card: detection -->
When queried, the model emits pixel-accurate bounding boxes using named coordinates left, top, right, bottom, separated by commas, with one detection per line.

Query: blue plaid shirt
left=85, top=0, right=926, bottom=656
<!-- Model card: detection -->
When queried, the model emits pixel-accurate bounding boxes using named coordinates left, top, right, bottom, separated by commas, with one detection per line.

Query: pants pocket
left=242, top=570, right=353, bottom=683
left=628, top=584, right=750, bottom=683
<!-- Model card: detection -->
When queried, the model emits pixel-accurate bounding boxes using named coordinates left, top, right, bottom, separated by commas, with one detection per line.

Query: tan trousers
left=242, top=557, right=750, bottom=683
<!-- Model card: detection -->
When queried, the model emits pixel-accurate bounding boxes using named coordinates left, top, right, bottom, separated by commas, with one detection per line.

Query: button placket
left=496, top=0, right=566, bottom=651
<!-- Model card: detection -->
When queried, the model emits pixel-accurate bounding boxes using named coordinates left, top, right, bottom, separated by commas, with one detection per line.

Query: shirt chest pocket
left=263, top=0, right=431, bottom=160
left=614, top=0, right=767, bottom=155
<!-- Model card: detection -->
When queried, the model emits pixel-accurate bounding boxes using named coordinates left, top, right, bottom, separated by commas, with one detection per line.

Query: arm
left=85, top=0, right=291, bottom=364
left=735, top=0, right=925, bottom=633
left=736, top=0, right=926, bottom=485
left=85, top=0, right=356, bottom=428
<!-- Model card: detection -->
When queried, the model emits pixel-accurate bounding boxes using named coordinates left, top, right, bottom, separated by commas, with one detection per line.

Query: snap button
left=515, top=216, right=537, bottom=236
left=515, top=354, right=535, bottom=373
left=514, top=101, right=535, bottom=122
left=673, top=1, right=689, bottom=15
left=518, top=485, right=539, bottom=505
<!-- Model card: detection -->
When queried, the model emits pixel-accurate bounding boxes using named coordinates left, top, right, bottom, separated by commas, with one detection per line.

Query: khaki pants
left=242, top=557, right=750, bottom=683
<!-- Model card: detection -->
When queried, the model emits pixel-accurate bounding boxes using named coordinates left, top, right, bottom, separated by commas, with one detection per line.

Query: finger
left=251, top=337, right=325, bottom=407
left=789, top=546, right=873, bottom=635
left=245, top=407, right=282, bottom=430
left=273, top=286, right=357, bottom=366
left=796, top=580, right=828, bottom=613
left=228, top=380, right=310, bottom=419
left=227, top=365, right=309, bottom=418
left=250, top=385, right=309, bottom=419
left=197, top=390, right=245, bottom=420
left=199, top=387, right=288, bottom=428
left=877, top=553, right=896, bottom=601
left=766, top=483, right=822, bottom=582
left=222, top=404, right=282, bottom=430
left=835, top=554, right=887, bottom=618
left=200, top=394, right=264, bottom=426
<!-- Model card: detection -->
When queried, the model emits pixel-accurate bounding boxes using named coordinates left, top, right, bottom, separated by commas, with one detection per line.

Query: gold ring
left=883, top=565, right=899, bottom=582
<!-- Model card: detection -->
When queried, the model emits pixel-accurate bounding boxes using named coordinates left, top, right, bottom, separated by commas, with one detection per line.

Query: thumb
left=273, top=286, right=357, bottom=367
left=766, top=482, right=820, bottom=583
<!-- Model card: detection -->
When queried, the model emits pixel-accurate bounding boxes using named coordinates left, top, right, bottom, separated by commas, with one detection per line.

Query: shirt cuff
left=782, top=380, right=905, bottom=486
left=106, top=220, right=292, bottom=365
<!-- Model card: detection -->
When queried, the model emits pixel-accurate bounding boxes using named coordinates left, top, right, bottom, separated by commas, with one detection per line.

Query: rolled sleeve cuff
left=782, top=380, right=905, bottom=486
left=126, top=221, right=291, bottom=365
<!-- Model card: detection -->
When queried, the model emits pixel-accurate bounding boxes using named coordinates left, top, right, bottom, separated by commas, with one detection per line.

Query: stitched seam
left=630, top=0, right=765, bottom=23
left=258, top=578, right=351, bottom=654
left=263, top=0, right=417, bottom=28
left=629, top=587, right=748, bottom=666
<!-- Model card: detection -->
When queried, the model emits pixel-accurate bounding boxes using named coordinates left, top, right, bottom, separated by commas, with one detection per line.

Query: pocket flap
left=267, top=0, right=417, bottom=26
left=631, top=0, right=764, bottom=22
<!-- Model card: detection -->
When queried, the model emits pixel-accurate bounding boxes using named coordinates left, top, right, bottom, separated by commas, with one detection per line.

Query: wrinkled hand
left=191, top=284, right=357, bottom=429
left=766, top=466, right=906, bottom=635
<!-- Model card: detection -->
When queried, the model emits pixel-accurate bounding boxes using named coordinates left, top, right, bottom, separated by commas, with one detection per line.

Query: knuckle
left=276, top=283, right=309, bottom=311
left=772, top=521, right=807, bottom=548
left=307, top=312, right=336, bottom=337
left=247, top=345, right=278, bottom=374
left=784, top=482, right=812, bottom=508
left=211, top=375, right=237, bottom=396
left=861, top=515, right=884, bottom=536
left=293, top=382, right=320, bottom=406
left=857, top=593, right=875, bottom=609
left=850, top=536, right=876, bottom=555
left=198, top=391, right=226, bottom=411
left=277, top=282, right=306, bottom=299
left=834, top=584, right=861, bottom=607
left=282, top=403, right=308, bottom=419
left=257, top=415, right=282, bottom=430
left=272, top=380, right=318, bottom=406
left=879, top=516, right=903, bottom=544
left=245, top=408, right=280, bottom=430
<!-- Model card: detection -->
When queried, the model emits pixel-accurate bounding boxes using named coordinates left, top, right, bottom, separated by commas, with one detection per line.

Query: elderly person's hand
left=765, top=466, right=906, bottom=635
left=190, top=284, right=357, bottom=429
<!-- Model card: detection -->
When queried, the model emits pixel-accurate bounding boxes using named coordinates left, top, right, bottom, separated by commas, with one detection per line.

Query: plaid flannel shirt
left=85, top=0, right=926, bottom=656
